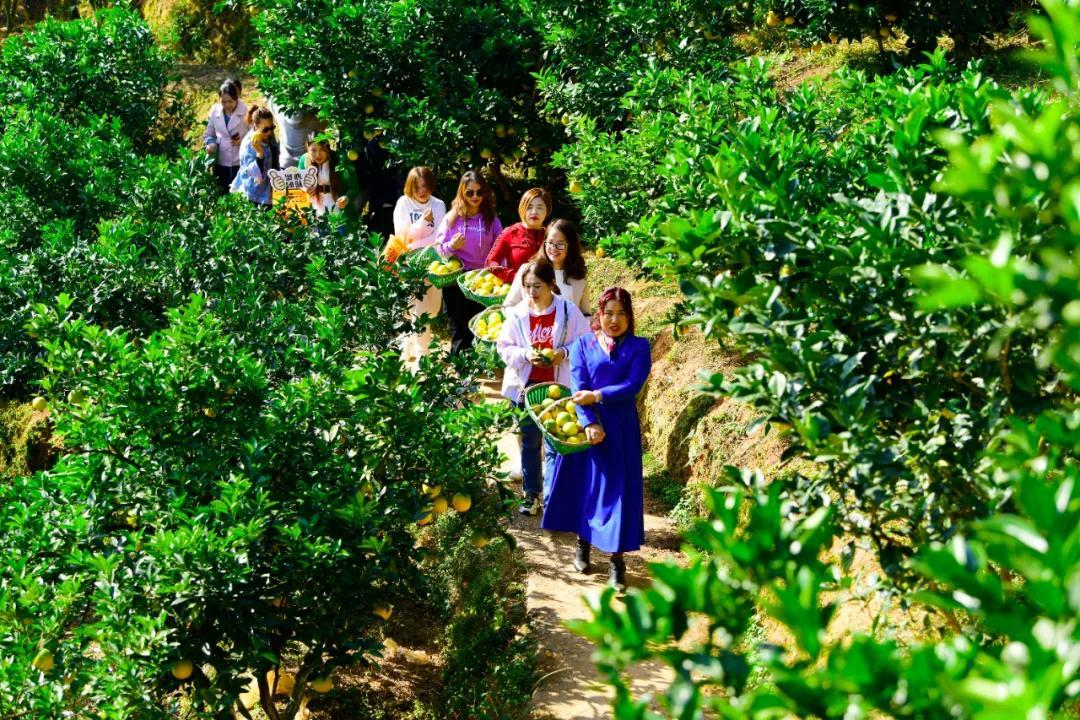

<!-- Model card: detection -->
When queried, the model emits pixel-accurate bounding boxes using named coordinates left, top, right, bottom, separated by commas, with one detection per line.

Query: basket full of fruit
left=458, top=269, right=511, bottom=306
left=524, top=382, right=595, bottom=456
left=469, top=307, right=506, bottom=345
left=411, top=246, right=464, bottom=287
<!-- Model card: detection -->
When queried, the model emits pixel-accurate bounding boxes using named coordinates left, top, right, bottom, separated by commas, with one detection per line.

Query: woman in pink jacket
left=203, top=79, right=248, bottom=195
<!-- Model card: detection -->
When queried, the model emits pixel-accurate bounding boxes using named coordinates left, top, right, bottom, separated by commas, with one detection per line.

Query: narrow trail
left=481, top=381, right=684, bottom=719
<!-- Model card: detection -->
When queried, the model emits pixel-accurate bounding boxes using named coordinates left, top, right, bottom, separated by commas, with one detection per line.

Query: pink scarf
left=595, top=330, right=615, bottom=354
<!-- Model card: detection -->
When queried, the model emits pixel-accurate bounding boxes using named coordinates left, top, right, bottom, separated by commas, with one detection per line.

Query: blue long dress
left=541, top=332, right=652, bottom=553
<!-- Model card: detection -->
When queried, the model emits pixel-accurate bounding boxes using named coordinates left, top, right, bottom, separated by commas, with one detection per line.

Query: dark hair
left=227, top=77, right=242, bottom=96
left=591, top=287, right=634, bottom=336
left=304, top=132, right=343, bottom=198
left=452, top=170, right=496, bottom=224
left=246, top=104, right=274, bottom=127
left=518, top=258, right=561, bottom=294
left=219, top=79, right=240, bottom=101
left=541, top=219, right=587, bottom=281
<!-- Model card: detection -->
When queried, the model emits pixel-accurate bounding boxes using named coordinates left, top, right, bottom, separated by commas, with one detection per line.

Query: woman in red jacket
left=485, top=187, right=551, bottom=283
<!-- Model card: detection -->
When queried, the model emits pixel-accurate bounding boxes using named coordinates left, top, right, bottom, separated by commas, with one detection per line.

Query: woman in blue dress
left=541, top=287, right=652, bottom=591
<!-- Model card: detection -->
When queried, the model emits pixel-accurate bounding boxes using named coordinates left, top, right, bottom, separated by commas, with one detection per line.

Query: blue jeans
left=518, top=401, right=557, bottom=501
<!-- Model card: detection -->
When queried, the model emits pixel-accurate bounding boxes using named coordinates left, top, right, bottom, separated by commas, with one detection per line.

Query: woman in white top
left=393, top=166, right=447, bottom=249
left=504, top=219, right=589, bottom=312
left=497, top=259, right=591, bottom=514
left=203, top=79, right=249, bottom=195
left=394, top=167, right=447, bottom=364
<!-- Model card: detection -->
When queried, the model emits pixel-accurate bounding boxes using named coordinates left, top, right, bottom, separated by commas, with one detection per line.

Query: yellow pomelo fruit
left=171, top=660, right=193, bottom=681
left=32, top=650, right=54, bottom=673
left=452, top=493, right=472, bottom=512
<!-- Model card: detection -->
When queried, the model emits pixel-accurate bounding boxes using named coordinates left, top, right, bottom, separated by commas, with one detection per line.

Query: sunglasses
left=260, top=126, right=275, bottom=134
left=464, top=189, right=483, bottom=198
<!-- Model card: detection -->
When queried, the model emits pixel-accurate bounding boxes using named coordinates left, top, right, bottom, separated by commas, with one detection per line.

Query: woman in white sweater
left=504, top=219, right=589, bottom=312
left=497, top=259, right=591, bottom=515
left=393, top=167, right=447, bottom=363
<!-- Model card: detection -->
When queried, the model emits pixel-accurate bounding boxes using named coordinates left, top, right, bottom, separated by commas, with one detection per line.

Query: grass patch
left=0, top=400, right=55, bottom=478
left=643, top=453, right=682, bottom=514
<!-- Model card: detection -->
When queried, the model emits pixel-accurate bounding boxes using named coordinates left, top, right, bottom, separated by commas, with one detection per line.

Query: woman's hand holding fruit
left=573, top=390, right=601, bottom=406
left=529, top=347, right=555, bottom=367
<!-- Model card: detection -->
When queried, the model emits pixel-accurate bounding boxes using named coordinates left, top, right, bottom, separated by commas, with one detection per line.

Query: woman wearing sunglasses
left=434, top=171, right=503, bottom=354
left=230, top=105, right=280, bottom=207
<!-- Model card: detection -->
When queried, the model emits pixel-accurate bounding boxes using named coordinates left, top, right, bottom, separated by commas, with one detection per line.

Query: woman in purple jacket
left=434, top=171, right=503, bottom=354
left=541, top=287, right=652, bottom=592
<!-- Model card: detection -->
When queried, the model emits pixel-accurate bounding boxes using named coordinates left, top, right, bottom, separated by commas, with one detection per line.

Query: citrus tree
left=564, top=46, right=1060, bottom=576
left=0, top=10, right=518, bottom=717
left=526, top=0, right=739, bottom=129
left=573, top=1, right=1079, bottom=716
left=0, top=8, right=185, bottom=153
left=252, top=0, right=559, bottom=183
left=0, top=295, right=511, bottom=719
left=754, top=0, right=1037, bottom=53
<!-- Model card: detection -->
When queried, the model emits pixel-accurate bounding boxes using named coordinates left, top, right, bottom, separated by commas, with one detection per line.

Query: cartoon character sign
left=268, top=166, right=318, bottom=221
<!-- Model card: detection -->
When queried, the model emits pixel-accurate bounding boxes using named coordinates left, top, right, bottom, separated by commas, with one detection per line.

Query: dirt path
left=483, top=383, right=683, bottom=719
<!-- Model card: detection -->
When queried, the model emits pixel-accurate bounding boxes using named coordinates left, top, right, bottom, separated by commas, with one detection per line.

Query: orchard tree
left=252, top=0, right=560, bottom=192
left=0, top=296, right=512, bottom=719
left=527, top=0, right=739, bottom=128
left=755, top=0, right=1038, bottom=54
left=573, top=1, right=1080, bottom=717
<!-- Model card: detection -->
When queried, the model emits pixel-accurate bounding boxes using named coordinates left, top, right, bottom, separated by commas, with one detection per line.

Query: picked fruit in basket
left=532, top=388, right=592, bottom=445
left=475, top=310, right=505, bottom=342
left=428, top=256, right=462, bottom=275
left=466, top=270, right=511, bottom=297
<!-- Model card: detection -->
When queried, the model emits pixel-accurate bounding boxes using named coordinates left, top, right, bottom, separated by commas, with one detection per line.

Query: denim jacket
left=230, top=130, right=280, bottom=205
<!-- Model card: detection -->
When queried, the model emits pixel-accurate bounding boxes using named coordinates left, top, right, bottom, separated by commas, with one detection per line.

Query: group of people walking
left=204, top=80, right=651, bottom=592
left=204, top=79, right=373, bottom=223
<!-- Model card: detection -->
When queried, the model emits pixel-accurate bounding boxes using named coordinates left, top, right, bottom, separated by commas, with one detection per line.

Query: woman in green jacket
left=297, top=132, right=361, bottom=222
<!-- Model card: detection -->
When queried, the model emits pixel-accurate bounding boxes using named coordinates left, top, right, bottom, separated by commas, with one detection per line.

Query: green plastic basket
left=458, top=270, right=509, bottom=307
left=468, top=306, right=508, bottom=347
left=411, top=246, right=464, bottom=288
left=524, top=382, right=595, bottom=456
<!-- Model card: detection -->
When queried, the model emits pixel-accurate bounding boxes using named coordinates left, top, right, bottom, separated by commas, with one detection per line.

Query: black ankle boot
left=573, top=536, right=591, bottom=573
left=608, top=553, right=626, bottom=592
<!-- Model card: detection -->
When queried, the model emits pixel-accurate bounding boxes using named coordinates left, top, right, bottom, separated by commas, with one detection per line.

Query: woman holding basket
left=541, top=287, right=652, bottom=591
left=393, top=166, right=446, bottom=363
left=497, top=259, right=590, bottom=516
